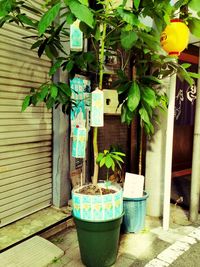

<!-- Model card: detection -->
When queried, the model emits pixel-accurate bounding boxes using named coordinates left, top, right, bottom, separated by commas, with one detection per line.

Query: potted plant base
left=122, top=192, right=149, bottom=233
left=72, top=150, right=125, bottom=266
left=72, top=182, right=123, bottom=221
left=72, top=183, right=123, bottom=266
left=74, top=212, right=124, bottom=267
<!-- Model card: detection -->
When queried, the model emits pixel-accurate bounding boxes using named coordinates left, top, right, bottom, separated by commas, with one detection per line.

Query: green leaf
left=66, top=12, right=76, bottom=25
left=83, top=52, right=95, bottom=63
left=100, top=157, right=106, bottom=168
left=111, top=154, right=124, bottom=163
left=134, top=0, right=140, bottom=10
left=174, top=0, right=188, bottom=10
left=113, top=152, right=126, bottom=157
left=31, top=93, right=39, bottom=106
left=117, top=83, right=129, bottom=94
left=117, top=7, right=139, bottom=25
left=22, top=95, right=31, bottom=111
left=46, top=96, right=55, bottom=109
left=189, top=0, right=200, bottom=11
left=141, top=87, right=156, bottom=108
left=50, top=84, right=58, bottom=99
left=0, top=0, right=13, bottom=17
left=111, top=162, right=115, bottom=172
left=121, top=102, right=134, bottom=125
left=181, top=63, right=191, bottom=69
left=31, top=40, right=43, bottom=50
left=142, top=101, right=153, bottom=118
left=177, top=65, right=194, bottom=86
left=67, top=0, right=94, bottom=28
left=121, top=30, right=138, bottom=50
left=105, top=155, right=114, bottom=169
left=115, top=159, right=122, bottom=170
left=188, top=72, right=200, bottom=79
left=96, top=153, right=104, bottom=163
left=188, top=17, right=200, bottom=38
left=58, top=83, right=71, bottom=97
left=142, top=75, right=163, bottom=84
left=38, top=3, right=61, bottom=35
left=0, top=15, right=12, bottom=27
left=144, top=121, right=154, bottom=135
left=78, top=0, right=88, bottom=6
left=163, top=13, right=170, bottom=25
left=94, top=26, right=100, bottom=41
left=127, top=81, right=140, bottom=112
left=139, top=107, right=150, bottom=124
left=49, top=58, right=63, bottom=76
left=45, top=45, right=54, bottom=60
left=38, top=39, right=48, bottom=57
left=139, top=32, right=160, bottom=51
left=65, top=60, right=74, bottom=72
left=0, top=9, right=8, bottom=17
left=48, top=44, right=58, bottom=57
left=17, top=14, right=35, bottom=27
left=39, top=85, right=49, bottom=100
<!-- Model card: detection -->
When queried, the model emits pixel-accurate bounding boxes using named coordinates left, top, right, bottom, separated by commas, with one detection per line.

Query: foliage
left=0, top=0, right=199, bottom=135
left=96, top=148, right=125, bottom=181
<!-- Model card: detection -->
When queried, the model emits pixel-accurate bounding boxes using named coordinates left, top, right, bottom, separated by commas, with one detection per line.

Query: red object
left=170, top=18, right=183, bottom=23
left=169, top=51, right=180, bottom=56
left=179, top=52, right=199, bottom=64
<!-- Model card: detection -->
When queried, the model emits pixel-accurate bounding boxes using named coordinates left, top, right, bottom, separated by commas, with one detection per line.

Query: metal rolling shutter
left=0, top=2, right=52, bottom=227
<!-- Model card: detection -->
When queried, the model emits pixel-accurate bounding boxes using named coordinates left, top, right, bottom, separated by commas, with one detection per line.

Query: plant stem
left=99, top=20, right=107, bottom=90
left=92, top=0, right=109, bottom=185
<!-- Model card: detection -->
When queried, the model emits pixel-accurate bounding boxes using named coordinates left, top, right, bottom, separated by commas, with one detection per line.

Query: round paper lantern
left=160, top=19, right=189, bottom=57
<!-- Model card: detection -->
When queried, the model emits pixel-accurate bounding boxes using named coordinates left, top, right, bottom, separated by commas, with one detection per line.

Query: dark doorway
left=171, top=44, right=199, bottom=208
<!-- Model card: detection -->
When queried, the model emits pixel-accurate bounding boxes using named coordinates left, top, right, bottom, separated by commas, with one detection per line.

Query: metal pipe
left=163, top=74, right=177, bottom=231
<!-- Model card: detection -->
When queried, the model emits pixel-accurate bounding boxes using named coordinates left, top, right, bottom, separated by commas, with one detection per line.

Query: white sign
left=123, top=173, right=144, bottom=198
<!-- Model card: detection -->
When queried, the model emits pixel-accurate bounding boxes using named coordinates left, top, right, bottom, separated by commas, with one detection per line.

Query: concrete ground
left=47, top=204, right=200, bottom=267
left=0, top=207, right=70, bottom=251
left=170, top=241, right=200, bottom=267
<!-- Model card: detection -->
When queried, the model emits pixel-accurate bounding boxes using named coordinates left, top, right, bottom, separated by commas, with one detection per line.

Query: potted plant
left=122, top=190, right=149, bottom=233
left=73, top=148, right=125, bottom=266
left=72, top=148, right=125, bottom=221
left=1, top=0, right=200, bottom=266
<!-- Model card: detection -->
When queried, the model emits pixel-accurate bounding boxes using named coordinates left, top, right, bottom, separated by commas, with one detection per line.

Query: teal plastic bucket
left=122, top=192, right=148, bottom=233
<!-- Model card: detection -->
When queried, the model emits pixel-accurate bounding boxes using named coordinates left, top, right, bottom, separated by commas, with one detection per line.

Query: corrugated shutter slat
left=0, top=0, right=53, bottom=227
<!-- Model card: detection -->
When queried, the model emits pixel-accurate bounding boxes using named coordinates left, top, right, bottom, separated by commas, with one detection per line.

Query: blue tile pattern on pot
left=81, top=195, right=92, bottom=220
left=72, top=185, right=123, bottom=221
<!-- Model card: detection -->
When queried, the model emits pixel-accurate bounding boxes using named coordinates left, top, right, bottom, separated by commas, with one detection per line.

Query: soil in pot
left=77, top=184, right=116, bottom=195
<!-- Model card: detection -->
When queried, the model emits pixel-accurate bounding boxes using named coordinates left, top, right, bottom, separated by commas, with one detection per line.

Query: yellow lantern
left=160, top=19, right=189, bottom=57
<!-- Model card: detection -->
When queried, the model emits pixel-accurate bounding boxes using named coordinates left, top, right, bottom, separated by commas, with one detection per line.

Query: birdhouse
left=160, top=19, right=189, bottom=57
